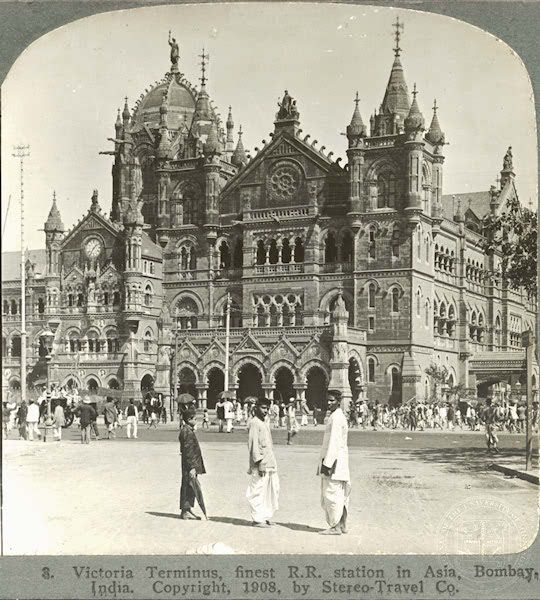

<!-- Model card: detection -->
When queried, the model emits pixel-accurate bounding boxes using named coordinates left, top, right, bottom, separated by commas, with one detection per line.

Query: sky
left=1, top=2, right=537, bottom=252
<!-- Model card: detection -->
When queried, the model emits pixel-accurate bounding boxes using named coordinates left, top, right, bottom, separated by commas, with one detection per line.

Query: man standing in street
left=224, top=395, right=235, bottom=433
left=77, top=398, right=97, bottom=444
left=26, top=399, right=41, bottom=441
left=178, top=394, right=206, bottom=520
left=103, top=397, right=118, bottom=439
left=246, top=397, right=279, bottom=528
left=125, top=399, right=139, bottom=439
left=317, top=390, right=350, bottom=535
left=215, top=395, right=226, bottom=432
left=481, top=397, right=499, bottom=453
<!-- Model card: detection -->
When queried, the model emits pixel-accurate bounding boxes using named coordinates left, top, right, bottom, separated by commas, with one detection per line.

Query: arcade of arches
left=174, top=358, right=366, bottom=410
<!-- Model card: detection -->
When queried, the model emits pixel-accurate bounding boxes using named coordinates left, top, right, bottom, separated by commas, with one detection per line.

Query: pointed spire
left=44, top=191, right=64, bottom=232
left=122, top=97, right=130, bottom=123
left=404, top=83, right=425, bottom=133
left=226, top=106, right=235, bottom=152
left=426, top=99, right=445, bottom=146
left=157, top=92, right=171, bottom=159
left=203, top=120, right=220, bottom=156
left=346, top=91, right=366, bottom=141
left=453, top=195, right=464, bottom=223
left=380, top=19, right=410, bottom=119
left=115, top=108, right=122, bottom=133
left=231, top=125, right=247, bottom=166
left=227, top=106, right=234, bottom=130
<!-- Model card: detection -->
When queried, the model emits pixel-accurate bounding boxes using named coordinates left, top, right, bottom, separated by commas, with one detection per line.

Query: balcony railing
left=248, top=206, right=309, bottom=220
left=255, top=263, right=304, bottom=275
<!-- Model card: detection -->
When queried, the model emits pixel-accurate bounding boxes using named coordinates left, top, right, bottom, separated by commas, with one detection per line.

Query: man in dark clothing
left=103, top=397, right=118, bottom=439
left=481, top=397, right=499, bottom=453
left=16, top=401, right=28, bottom=440
left=178, top=394, right=206, bottom=520
left=77, top=399, right=97, bottom=444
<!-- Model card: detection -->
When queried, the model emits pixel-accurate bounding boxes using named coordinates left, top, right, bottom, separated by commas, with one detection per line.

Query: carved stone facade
left=2, top=30, right=537, bottom=410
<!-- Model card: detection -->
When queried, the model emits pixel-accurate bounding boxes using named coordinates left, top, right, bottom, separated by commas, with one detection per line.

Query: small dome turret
left=231, top=125, right=247, bottom=166
left=203, top=120, right=220, bottom=155
left=346, top=92, right=366, bottom=142
left=44, top=191, right=64, bottom=232
left=404, top=83, right=425, bottom=133
left=425, top=99, right=445, bottom=146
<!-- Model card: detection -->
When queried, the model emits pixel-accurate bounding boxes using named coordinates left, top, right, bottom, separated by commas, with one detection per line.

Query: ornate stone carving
left=267, top=161, right=302, bottom=204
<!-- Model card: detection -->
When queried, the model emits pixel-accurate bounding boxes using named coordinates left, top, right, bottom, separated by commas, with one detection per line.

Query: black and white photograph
left=1, top=2, right=538, bottom=559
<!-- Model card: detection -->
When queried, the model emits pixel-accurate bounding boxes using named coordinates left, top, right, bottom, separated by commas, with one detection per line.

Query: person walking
left=481, top=397, right=499, bottom=453
left=224, top=396, right=235, bottom=433
left=125, top=399, right=139, bottom=439
left=246, top=397, right=279, bottom=528
left=53, top=402, right=65, bottom=441
left=286, top=398, right=299, bottom=445
left=16, top=400, right=28, bottom=440
left=77, top=398, right=97, bottom=444
left=201, top=408, right=210, bottom=430
left=300, top=398, right=310, bottom=426
left=317, top=390, right=350, bottom=535
left=26, top=399, right=41, bottom=441
left=178, top=394, right=206, bottom=520
left=103, top=397, right=118, bottom=439
left=216, top=396, right=226, bottom=432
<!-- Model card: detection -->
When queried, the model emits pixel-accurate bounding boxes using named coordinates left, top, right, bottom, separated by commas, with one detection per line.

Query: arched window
left=37, top=297, right=45, bottom=315
left=233, top=239, right=243, bottom=268
left=3, top=300, right=9, bottom=314
left=368, top=283, right=376, bottom=309
left=281, top=238, right=292, bottom=263
left=183, top=188, right=197, bottom=225
left=113, top=290, right=121, bottom=306
left=10, top=300, right=17, bottom=315
left=377, top=172, right=396, bottom=208
left=69, top=332, right=82, bottom=353
left=87, top=331, right=99, bottom=353
left=368, top=357, right=376, bottom=383
left=144, top=284, right=153, bottom=307
left=293, top=237, right=304, bottom=263
left=175, top=297, right=199, bottom=330
left=269, top=239, right=279, bottom=264
left=222, top=299, right=242, bottom=328
left=390, top=366, right=400, bottom=392
left=447, top=305, right=456, bottom=337
left=77, top=293, right=84, bottom=307
left=341, top=231, right=354, bottom=263
left=416, top=290, right=422, bottom=317
left=495, top=315, right=502, bottom=347
left=11, top=335, right=21, bottom=357
left=391, top=228, right=400, bottom=258
left=391, top=288, right=400, bottom=313
left=270, top=304, right=278, bottom=327
left=256, top=240, right=266, bottom=265
left=143, top=330, right=153, bottom=353
left=368, top=228, right=376, bottom=259
left=257, top=305, right=266, bottom=328
left=219, top=241, right=231, bottom=269
left=324, top=232, right=338, bottom=263
left=425, top=300, right=430, bottom=327
left=106, top=330, right=119, bottom=353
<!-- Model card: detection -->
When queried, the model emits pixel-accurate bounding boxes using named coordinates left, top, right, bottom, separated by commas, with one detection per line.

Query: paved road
left=3, top=428, right=538, bottom=555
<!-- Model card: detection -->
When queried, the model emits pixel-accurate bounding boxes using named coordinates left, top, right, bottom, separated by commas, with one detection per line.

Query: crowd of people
left=347, top=398, right=539, bottom=434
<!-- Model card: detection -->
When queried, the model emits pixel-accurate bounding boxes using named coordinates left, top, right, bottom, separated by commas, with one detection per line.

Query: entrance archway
left=348, top=358, right=363, bottom=403
left=87, top=378, right=98, bottom=392
left=273, top=366, right=294, bottom=404
left=178, top=367, right=197, bottom=398
left=108, top=378, right=120, bottom=389
left=389, top=366, right=402, bottom=406
left=306, top=366, right=327, bottom=411
left=141, top=374, right=154, bottom=397
left=237, top=363, right=263, bottom=401
left=207, top=367, right=224, bottom=409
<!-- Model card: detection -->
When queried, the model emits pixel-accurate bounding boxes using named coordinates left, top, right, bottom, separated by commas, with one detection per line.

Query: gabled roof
left=61, top=207, right=122, bottom=249
left=221, top=128, right=343, bottom=198
left=441, top=191, right=490, bottom=221
left=1, top=249, right=46, bottom=281
left=141, top=231, right=162, bottom=260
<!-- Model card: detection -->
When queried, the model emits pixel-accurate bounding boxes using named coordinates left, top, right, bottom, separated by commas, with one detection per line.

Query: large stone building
left=2, top=26, right=537, bottom=412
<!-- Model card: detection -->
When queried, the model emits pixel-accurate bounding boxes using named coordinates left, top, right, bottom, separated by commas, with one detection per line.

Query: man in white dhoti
left=246, top=397, right=280, bottom=528
left=317, top=390, right=350, bottom=535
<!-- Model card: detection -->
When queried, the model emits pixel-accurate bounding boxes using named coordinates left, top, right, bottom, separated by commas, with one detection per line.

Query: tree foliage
left=483, top=195, right=537, bottom=296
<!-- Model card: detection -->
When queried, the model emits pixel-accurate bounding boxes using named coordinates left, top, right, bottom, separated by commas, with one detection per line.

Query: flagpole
left=224, top=293, right=231, bottom=392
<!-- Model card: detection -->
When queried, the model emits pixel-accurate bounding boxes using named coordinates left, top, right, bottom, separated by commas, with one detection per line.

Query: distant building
left=2, top=24, right=537, bottom=411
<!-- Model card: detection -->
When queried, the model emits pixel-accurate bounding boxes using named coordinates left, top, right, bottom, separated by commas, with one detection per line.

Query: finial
left=432, top=99, right=438, bottom=113
left=412, top=83, right=417, bottom=99
left=354, top=91, right=360, bottom=106
left=393, top=16, right=404, bottom=57
left=199, top=48, right=209, bottom=87
left=238, top=125, right=243, bottom=137
left=53, top=190, right=57, bottom=202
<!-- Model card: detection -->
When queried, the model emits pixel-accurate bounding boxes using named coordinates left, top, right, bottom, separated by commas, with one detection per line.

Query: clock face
left=84, top=238, right=102, bottom=259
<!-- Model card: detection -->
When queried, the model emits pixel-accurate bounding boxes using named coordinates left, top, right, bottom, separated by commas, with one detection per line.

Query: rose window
left=268, top=163, right=301, bottom=202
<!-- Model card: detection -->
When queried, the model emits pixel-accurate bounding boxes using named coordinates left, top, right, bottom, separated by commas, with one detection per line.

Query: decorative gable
left=199, top=337, right=227, bottom=363
left=177, top=338, right=200, bottom=363
left=268, top=334, right=299, bottom=363
left=233, top=330, right=267, bottom=356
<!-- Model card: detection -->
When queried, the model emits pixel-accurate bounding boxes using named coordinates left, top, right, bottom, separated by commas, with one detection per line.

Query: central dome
left=132, top=73, right=197, bottom=131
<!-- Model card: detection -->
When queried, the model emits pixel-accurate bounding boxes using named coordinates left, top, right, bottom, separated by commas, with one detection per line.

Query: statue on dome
left=503, top=146, right=513, bottom=171
left=168, top=31, right=180, bottom=68
left=277, top=90, right=299, bottom=120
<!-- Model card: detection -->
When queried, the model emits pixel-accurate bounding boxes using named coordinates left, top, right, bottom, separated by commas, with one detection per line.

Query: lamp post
left=41, top=327, right=56, bottom=442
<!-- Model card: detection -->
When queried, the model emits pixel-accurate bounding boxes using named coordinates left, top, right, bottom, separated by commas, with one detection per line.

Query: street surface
left=3, top=422, right=538, bottom=555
